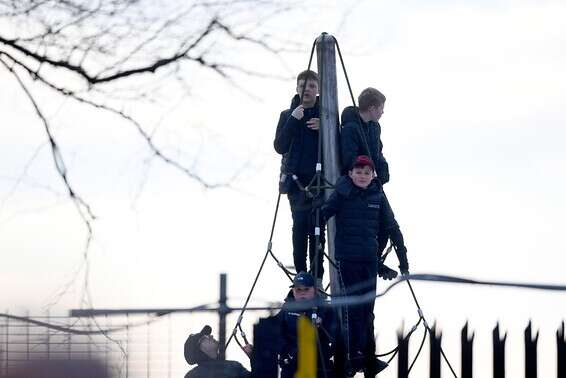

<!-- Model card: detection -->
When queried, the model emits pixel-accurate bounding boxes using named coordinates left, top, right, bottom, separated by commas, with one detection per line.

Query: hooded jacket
left=340, top=106, right=389, bottom=185
left=274, top=95, right=321, bottom=191
left=320, top=175, right=404, bottom=262
left=277, top=293, right=339, bottom=372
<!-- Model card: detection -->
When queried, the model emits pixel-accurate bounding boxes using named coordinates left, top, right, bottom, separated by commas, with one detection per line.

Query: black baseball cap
left=290, top=271, right=315, bottom=288
left=184, top=325, right=212, bottom=365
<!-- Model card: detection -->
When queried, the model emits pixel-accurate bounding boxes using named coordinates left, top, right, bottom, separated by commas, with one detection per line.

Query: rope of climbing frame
left=225, top=38, right=318, bottom=350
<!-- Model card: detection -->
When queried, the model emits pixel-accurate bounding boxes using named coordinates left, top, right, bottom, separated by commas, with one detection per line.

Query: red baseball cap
left=352, top=155, right=374, bottom=170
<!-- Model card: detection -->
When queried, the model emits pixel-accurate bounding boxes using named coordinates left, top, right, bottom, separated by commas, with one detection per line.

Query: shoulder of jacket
left=334, top=176, right=355, bottom=197
left=367, top=179, right=383, bottom=193
left=340, top=106, right=360, bottom=124
left=341, top=120, right=359, bottom=131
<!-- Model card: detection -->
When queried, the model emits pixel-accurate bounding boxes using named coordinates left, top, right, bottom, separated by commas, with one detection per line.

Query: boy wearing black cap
left=319, top=156, right=409, bottom=377
left=184, top=325, right=251, bottom=378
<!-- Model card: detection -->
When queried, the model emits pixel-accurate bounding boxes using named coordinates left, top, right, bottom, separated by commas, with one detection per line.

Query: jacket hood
left=340, top=106, right=361, bottom=124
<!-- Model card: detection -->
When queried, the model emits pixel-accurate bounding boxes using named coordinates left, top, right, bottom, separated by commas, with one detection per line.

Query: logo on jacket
left=368, top=203, right=380, bottom=209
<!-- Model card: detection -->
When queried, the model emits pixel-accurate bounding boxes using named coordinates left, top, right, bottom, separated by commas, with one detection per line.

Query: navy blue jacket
left=340, top=106, right=390, bottom=184
left=321, top=176, right=404, bottom=262
left=277, top=295, right=339, bottom=370
left=274, top=95, right=321, bottom=192
left=185, top=360, right=250, bottom=378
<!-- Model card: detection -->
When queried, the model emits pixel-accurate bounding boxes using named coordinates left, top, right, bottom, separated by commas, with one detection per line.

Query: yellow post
left=294, top=315, right=317, bottom=378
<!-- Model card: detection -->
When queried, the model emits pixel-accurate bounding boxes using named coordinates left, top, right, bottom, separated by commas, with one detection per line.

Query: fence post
left=430, top=323, right=442, bottom=378
left=104, top=314, right=109, bottom=369
left=146, top=311, right=151, bottom=378
left=27, top=310, right=31, bottom=362
left=525, top=321, right=538, bottom=378
left=218, top=273, right=228, bottom=361
left=4, top=309, right=9, bottom=376
left=168, top=314, right=172, bottom=378
left=493, top=323, right=506, bottom=378
left=67, top=316, right=72, bottom=360
left=46, top=309, right=50, bottom=360
left=558, top=321, right=565, bottom=378
left=397, top=328, right=409, bottom=378
left=87, top=328, right=92, bottom=360
left=126, top=314, right=130, bottom=378
left=461, top=322, right=474, bottom=378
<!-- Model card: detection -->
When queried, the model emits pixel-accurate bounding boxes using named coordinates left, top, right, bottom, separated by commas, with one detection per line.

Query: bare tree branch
left=1, top=50, right=235, bottom=188
left=0, top=0, right=50, bottom=17
left=0, top=56, right=95, bottom=245
left=1, top=53, right=95, bottom=310
left=0, top=0, right=302, bottom=306
left=0, top=1, right=294, bottom=86
left=1, top=29, right=210, bottom=84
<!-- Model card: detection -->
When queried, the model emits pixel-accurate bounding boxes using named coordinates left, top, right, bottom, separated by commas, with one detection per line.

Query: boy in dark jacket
left=320, top=155, right=409, bottom=377
left=274, top=70, right=325, bottom=285
left=340, top=87, right=389, bottom=185
left=277, top=272, right=340, bottom=378
left=184, top=325, right=251, bottom=378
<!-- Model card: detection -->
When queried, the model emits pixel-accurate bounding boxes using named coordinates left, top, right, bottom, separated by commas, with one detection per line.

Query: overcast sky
left=1, top=1, right=565, bottom=377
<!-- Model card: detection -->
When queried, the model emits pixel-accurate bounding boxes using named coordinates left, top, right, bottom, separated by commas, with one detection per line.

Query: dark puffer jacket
left=274, top=95, right=321, bottom=192
left=277, top=294, right=339, bottom=373
left=340, top=106, right=389, bottom=184
left=184, top=360, right=250, bottom=378
left=320, top=176, right=404, bottom=262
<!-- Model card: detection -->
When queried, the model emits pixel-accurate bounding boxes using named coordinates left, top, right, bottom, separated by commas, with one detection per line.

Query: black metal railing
left=0, top=311, right=187, bottom=377
left=395, top=321, right=566, bottom=378
left=2, top=273, right=566, bottom=378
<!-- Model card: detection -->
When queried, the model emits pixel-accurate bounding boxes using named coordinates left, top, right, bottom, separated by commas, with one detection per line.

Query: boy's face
left=296, top=79, right=319, bottom=108
left=198, top=334, right=219, bottom=359
left=292, top=285, right=316, bottom=301
left=349, top=165, right=374, bottom=189
left=369, top=103, right=384, bottom=122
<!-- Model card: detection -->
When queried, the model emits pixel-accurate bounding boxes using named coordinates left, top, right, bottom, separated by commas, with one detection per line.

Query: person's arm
left=375, top=154, right=390, bottom=185
left=274, top=107, right=303, bottom=154
left=319, top=190, right=343, bottom=223
left=235, top=361, right=251, bottom=377
left=380, top=193, right=409, bottom=274
left=340, top=123, right=359, bottom=173
left=372, top=121, right=390, bottom=184
left=242, top=344, right=253, bottom=357
left=278, top=311, right=299, bottom=366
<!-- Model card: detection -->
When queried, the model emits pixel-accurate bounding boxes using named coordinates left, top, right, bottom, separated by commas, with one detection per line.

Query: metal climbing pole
left=316, top=33, right=340, bottom=295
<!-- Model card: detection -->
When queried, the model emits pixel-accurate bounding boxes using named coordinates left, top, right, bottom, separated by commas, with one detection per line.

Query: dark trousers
left=336, top=259, right=378, bottom=372
left=280, top=365, right=295, bottom=378
left=288, top=191, right=325, bottom=279
left=280, top=360, right=334, bottom=378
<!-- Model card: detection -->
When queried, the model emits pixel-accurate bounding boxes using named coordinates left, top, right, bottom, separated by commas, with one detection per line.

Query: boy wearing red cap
left=319, top=155, right=409, bottom=377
